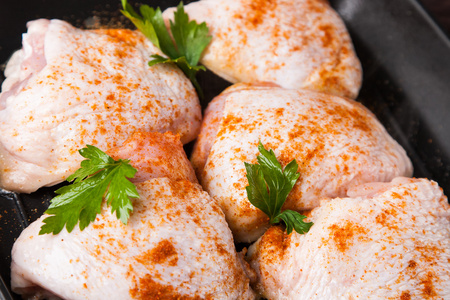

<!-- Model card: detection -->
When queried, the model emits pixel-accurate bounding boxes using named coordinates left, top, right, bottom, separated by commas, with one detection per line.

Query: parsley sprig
left=121, top=0, right=212, bottom=98
left=39, top=145, right=139, bottom=235
left=245, top=142, right=313, bottom=235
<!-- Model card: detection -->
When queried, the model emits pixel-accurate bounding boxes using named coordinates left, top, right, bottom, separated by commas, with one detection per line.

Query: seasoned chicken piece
left=11, top=132, right=255, bottom=300
left=107, top=131, right=198, bottom=184
left=247, top=177, right=450, bottom=299
left=163, top=0, right=362, bottom=98
left=0, top=19, right=201, bottom=194
left=192, top=84, right=412, bottom=242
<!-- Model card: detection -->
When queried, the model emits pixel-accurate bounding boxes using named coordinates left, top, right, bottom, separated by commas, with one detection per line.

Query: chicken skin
left=163, top=0, right=362, bottom=98
left=107, top=131, right=198, bottom=184
left=0, top=19, right=201, bottom=193
left=247, top=177, right=450, bottom=299
left=11, top=132, right=255, bottom=300
left=191, top=84, right=412, bottom=242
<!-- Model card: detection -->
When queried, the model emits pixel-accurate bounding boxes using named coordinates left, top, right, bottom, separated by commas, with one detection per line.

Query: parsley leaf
left=121, top=0, right=212, bottom=98
left=39, top=145, right=139, bottom=235
left=244, top=141, right=313, bottom=235
left=274, top=211, right=312, bottom=235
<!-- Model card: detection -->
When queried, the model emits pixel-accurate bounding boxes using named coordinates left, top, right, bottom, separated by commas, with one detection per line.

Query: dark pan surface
left=0, top=0, right=449, bottom=298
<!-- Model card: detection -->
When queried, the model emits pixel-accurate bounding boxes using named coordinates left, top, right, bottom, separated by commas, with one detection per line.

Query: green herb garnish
left=121, top=0, right=212, bottom=98
left=244, top=141, right=313, bottom=235
left=39, top=145, right=139, bottom=235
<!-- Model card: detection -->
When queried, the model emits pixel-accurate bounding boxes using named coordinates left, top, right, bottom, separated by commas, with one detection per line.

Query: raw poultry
left=11, top=132, right=255, bottom=300
left=247, top=177, right=450, bottom=299
left=192, top=83, right=413, bottom=242
left=0, top=19, right=201, bottom=194
left=3, top=1, right=448, bottom=299
left=163, top=0, right=362, bottom=98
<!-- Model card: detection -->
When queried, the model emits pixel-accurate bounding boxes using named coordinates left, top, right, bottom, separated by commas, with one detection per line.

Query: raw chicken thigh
left=107, top=131, right=198, bottom=184
left=191, top=84, right=412, bottom=242
left=247, top=177, right=450, bottom=299
left=163, top=0, right=362, bottom=99
left=0, top=19, right=201, bottom=194
left=11, top=132, right=255, bottom=300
